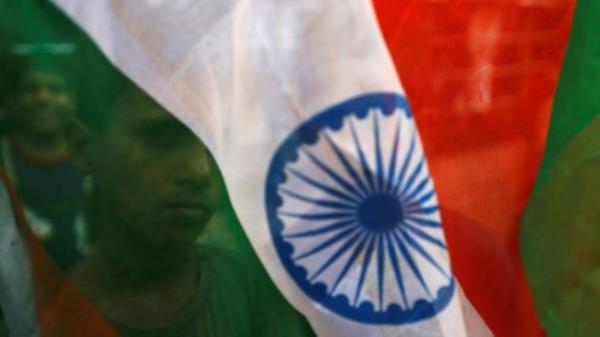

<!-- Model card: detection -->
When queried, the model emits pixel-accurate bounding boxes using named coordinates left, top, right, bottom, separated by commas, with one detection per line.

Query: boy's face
left=90, top=89, right=217, bottom=247
left=11, top=69, right=74, bottom=135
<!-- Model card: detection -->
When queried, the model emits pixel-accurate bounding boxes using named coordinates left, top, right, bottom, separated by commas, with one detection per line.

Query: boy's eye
left=134, top=119, right=198, bottom=149
left=142, top=128, right=177, bottom=146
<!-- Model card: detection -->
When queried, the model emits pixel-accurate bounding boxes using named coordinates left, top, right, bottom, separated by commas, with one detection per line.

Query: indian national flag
left=48, top=0, right=487, bottom=336
left=0, top=0, right=596, bottom=337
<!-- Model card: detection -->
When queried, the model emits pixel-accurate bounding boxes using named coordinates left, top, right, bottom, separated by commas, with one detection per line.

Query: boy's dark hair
left=75, top=42, right=139, bottom=134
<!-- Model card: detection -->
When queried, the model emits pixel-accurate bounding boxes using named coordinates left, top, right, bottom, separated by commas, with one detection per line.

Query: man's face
left=11, top=69, right=74, bottom=135
left=91, top=89, right=218, bottom=247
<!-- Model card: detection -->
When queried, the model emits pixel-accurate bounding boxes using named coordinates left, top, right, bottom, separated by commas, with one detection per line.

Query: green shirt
left=109, top=245, right=315, bottom=337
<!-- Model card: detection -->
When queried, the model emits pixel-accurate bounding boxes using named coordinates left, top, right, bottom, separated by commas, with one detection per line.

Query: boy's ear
left=65, top=118, right=94, bottom=174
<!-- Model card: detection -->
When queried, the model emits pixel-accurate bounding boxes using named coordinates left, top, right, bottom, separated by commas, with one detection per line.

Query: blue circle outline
left=265, top=92, right=455, bottom=324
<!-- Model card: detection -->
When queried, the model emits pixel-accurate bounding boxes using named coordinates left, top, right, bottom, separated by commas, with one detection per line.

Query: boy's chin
left=145, top=222, right=208, bottom=247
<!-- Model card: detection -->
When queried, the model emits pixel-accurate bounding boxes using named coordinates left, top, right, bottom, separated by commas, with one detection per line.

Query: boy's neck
left=71, top=235, right=198, bottom=328
left=95, top=229, right=197, bottom=288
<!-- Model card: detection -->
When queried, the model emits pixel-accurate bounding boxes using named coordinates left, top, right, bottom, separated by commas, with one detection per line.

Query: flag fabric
left=0, top=168, right=121, bottom=337
left=374, top=1, right=576, bottom=336
left=521, top=1, right=600, bottom=336
left=0, top=1, right=588, bottom=337
left=0, top=168, right=40, bottom=337
left=48, top=0, right=489, bottom=336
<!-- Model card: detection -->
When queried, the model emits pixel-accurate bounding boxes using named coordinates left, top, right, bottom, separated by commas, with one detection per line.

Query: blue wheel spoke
left=279, top=188, right=357, bottom=211
left=402, top=177, right=429, bottom=204
left=310, top=231, right=370, bottom=283
left=391, top=230, right=432, bottom=297
left=399, top=158, right=424, bottom=197
left=327, top=232, right=372, bottom=293
left=404, top=205, right=440, bottom=216
left=279, top=211, right=356, bottom=222
left=323, top=134, right=370, bottom=197
left=288, top=167, right=361, bottom=205
left=400, top=229, right=450, bottom=279
left=392, top=132, right=416, bottom=195
left=403, top=189, right=435, bottom=210
left=284, top=220, right=359, bottom=239
left=373, top=111, right=385, bottom=192
left=352, top=234, right=377, bottom=305
left=384, top=118, right=402, bottom=194
left=303, top=149, right=365, bottom=201
left=385, top=232, right=409, bottom=308
left=376, top=234, right=385, bottom=310
left=404, top=215, right=441, bottom=228
left=349, top=118, right=376, bottom=193
left=402, top=223, right=447, bottom=250
left=294, top=226, right=362, bottom=261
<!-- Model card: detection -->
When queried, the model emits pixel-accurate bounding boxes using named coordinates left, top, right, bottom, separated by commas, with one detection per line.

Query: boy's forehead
left=110, top=88, right=178, bottom=127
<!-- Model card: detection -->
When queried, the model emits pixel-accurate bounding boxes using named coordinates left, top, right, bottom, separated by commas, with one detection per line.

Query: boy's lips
left=164, top=200, right=210, bottom=214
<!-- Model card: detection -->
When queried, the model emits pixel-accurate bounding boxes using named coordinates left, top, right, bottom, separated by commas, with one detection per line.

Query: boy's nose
left=174, top=144, right=212, bottom=189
